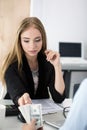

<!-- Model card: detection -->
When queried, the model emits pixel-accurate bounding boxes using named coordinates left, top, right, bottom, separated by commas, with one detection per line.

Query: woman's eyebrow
left=22, top=37, right=30, bottom=39
left=34, top=36, right=42, bottom=39
left=22, top=36, right=41, bottom=40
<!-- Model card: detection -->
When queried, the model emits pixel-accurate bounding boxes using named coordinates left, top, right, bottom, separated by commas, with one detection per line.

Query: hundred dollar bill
left=29, top=104, right=43, bottom=129
left=18, top=104, right=43, bottom=129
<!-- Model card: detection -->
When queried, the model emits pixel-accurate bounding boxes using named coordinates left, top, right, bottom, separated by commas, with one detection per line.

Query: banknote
left=18, top=104, right=43, bottom=129
left=29, top=104, right=43, bottom=129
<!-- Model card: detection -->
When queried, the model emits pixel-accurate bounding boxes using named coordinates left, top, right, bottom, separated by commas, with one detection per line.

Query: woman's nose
left=29, top=41, right=36, bottom=48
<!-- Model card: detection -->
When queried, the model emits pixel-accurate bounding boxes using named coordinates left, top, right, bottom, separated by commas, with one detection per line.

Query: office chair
left=73, top=84, right=80, bottom=97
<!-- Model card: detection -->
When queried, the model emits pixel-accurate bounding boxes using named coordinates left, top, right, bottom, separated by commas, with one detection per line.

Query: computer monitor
left=59, top=42, right=83, bottom=58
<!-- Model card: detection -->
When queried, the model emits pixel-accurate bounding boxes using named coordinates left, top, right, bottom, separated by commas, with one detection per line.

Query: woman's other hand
left=18, top=93, right=32, bottom=106
left=45, top=50, right=60, bottom=67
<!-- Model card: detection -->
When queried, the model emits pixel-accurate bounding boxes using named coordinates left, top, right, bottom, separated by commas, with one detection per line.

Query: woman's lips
left=28, top=50, right=37, bottom=53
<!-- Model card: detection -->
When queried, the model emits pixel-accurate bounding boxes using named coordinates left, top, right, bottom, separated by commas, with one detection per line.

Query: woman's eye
left=24, top=40, right=29, bottom=43
left=35, top=39, right=41, bottom=42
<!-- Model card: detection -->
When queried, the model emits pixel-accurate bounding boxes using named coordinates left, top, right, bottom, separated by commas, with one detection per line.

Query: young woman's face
left=21, top=27, right=42, bottom=58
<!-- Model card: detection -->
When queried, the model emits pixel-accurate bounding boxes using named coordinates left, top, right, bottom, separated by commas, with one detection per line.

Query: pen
left=44, top=120, right=60, bottom=129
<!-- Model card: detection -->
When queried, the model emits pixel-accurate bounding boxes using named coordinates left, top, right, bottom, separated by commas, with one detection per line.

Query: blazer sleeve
left=48, top=65, right=66, bottom=103
left=5, top=64, right=26, bottom=105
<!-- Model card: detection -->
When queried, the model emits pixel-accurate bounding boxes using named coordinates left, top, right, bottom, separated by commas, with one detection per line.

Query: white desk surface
left=0, top=100, right=67, bottom=130
left=0, top=116, right=58, bottom=130
left=61, top=62, right=87, bottom=70
left=61, top=63, right=87, bottom=70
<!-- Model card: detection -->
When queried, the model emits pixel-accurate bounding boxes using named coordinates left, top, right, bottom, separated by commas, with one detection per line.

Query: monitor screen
left=59, top=42, right=82, bottom=57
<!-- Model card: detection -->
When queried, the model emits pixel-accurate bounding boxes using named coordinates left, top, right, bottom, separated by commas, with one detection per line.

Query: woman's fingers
left=45, top=50, right=58, bottom=61
left=18, top=93, right=32, bottom=106
left=18, top=96, right=25, bottom=106
left=23, top=93, right=32, bottom=104
left=45, top=50, right=60, bottom=66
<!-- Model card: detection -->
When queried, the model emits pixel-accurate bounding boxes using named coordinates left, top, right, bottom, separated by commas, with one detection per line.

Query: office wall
left=30, top=0, right=87, bottom=98
left=30, top=0, right=87, bottom=58
left=0, top=0, right=30, bottom=65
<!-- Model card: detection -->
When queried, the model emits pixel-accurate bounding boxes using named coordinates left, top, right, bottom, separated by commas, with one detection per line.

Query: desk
left=0, top=100, right=65, bottom=130
left=62, top=63, right=87, bottom=97
left=1, top=116, right=59, bottom=130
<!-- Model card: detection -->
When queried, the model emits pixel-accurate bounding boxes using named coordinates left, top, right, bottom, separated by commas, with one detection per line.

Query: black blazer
left=5, top=54, right=65, bottom=105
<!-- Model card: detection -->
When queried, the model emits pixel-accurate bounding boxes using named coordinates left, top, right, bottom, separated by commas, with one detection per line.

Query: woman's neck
left=29, top=60, right=38, bottom=71
left=26, top=55, right=38, bottom=71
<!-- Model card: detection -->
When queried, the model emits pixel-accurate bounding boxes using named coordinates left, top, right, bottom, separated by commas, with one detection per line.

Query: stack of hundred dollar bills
left=18, top=104, right=43, bottom=129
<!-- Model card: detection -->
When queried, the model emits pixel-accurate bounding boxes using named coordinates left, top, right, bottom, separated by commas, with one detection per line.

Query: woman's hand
left=45, top=50, right=60, bottom=67
left=18, top=93, right=32, bottom=106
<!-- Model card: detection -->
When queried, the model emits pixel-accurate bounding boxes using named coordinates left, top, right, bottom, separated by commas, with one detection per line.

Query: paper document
left=32, top=99, right=63, bottom=115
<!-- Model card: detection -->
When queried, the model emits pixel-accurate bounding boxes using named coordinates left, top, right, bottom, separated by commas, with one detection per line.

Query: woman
left=0, top=17, right=65, bottom=106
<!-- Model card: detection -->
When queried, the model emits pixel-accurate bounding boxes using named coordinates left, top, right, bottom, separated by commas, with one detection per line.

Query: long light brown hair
left=0, top=17, right=47, bottom=85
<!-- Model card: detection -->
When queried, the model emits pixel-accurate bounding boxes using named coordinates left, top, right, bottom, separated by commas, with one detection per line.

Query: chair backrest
left=73, top=84, right=80, bottom=97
